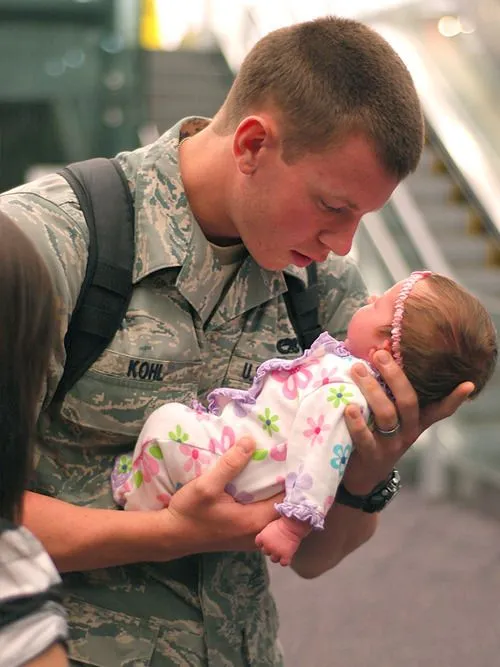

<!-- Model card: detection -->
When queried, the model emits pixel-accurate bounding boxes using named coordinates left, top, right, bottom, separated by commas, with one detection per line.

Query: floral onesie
left=112, top=333, right=370, bottom=529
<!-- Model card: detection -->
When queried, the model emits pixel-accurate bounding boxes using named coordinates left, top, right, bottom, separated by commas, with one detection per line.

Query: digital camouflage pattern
left=0, top=118, right=368, bottom=666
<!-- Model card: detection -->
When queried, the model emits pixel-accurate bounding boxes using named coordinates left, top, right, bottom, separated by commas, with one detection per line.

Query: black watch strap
left=335, top=469, right=401, bottom=513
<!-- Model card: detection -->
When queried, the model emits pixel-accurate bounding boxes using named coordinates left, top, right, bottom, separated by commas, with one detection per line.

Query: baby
left=112, top=271, right=497, bottom=565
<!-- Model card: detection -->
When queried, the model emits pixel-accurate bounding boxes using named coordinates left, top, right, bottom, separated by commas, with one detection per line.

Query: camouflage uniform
left=0, top=118, right=368, bottom=666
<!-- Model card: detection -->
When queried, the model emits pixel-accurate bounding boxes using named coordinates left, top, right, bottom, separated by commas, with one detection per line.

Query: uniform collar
left=129, top=117, right=206, bottom=281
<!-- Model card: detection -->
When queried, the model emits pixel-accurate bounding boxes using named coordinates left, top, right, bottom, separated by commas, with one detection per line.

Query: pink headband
left=391, top=270, right=432, bottom=367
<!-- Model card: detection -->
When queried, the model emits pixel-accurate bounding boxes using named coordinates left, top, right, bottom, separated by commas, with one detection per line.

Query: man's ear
left=233, top=116, right=275, bottom=174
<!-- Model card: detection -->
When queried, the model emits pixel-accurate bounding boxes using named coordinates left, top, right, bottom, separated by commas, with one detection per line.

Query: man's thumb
left=208, top=437, right=256, bottom=491
left=236, top=436, right=255, bottom=455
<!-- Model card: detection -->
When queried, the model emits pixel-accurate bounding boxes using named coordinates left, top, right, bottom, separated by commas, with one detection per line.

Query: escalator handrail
left=373, top=22, right=500, bottom=245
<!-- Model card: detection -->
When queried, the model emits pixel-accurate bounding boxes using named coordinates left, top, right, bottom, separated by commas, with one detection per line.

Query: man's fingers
left=370, top=351, right=419, bottom=437
left=421, top=381, right=474, bottom=430
left=344, top=404, right=377, bottom=459
left=350, top=363, right=399, bottom=430
left=199, top=437, right=255, bottom=496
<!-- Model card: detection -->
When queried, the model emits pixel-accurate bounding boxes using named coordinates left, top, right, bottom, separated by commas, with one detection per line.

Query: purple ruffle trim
left=207, top=332, right=351, bottom=415
left=275, top=500, right=325, bottom=530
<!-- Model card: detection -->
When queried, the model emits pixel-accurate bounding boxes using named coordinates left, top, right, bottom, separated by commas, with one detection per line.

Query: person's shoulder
left=0, top=170, right=90, bottom=246
left=317, top=254, right=365, bottom=287
left=316, top=254, right=367, bottom=304
left=315, top=255, right=368, bottom=337
left=1, top=172, right=76, bottom=212
left=114, top=125, right=185, bottom=195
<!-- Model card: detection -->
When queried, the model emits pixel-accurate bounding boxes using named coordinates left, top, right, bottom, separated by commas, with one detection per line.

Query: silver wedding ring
left=374, top=422, right=401, bottom=438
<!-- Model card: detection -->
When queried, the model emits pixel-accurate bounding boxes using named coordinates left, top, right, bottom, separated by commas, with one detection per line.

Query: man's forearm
left=291, top=503, right=378, bottom=579
left=22, top=491, right=184, bottom=572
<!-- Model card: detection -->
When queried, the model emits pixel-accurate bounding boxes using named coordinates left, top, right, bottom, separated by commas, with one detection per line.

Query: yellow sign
left=140, top=0, right=161, bottom=50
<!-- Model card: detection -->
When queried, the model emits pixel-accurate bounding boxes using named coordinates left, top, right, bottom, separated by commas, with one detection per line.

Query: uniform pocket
left=65, top=597, right=159, bottom=667
left=59, top=358, right=203, bottom=441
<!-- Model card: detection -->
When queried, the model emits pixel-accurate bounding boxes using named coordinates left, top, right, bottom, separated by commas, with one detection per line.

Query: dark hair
left=0, top=212, right=57, bottom=522
left=398, top=274, right=497, bottom=408
left=212, top=15, right=424, bottom=177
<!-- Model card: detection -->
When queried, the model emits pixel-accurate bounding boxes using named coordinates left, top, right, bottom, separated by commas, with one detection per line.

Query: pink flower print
left=180, top=445, right=211, bottom=477
left=133, top=440, right=163, bottom=483
left=157, top=492, right=172, bottom=507
left=303, top=415, right=331, bottom=446
left=271, top=359, right=318, bottom=400
left=209, top=426, right=236, bottom=455
left=179, top=444, right=212, bottom=477
left=270, top=441, right=287, bottom=462
left=225, top=483, right=255, bottom=504
left=313, top=367, right=343, bottom=389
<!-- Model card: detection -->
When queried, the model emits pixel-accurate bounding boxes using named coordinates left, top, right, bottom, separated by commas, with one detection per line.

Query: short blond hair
left=213, top=16, right=424, bottom=177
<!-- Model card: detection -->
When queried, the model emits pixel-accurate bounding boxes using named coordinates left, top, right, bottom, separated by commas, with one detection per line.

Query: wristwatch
left=335, top=469, right=401, bottom=513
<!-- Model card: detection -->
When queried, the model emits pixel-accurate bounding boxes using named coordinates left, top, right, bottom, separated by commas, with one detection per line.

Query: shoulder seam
left=1, top=188, right=89, bottom=236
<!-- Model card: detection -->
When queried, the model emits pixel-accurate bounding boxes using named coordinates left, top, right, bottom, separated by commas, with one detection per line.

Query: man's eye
left=320, top=200, right=346, bottom=214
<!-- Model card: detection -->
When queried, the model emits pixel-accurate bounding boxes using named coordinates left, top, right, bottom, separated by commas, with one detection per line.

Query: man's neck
left=179, top=127, right=240, bottom=245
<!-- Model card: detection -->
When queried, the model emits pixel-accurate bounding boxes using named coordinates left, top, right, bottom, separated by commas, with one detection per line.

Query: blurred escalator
left=145, top=47, right=233, bottom=136
left=366, top=13, right=500, bottom=509
left=395, top=133, right=500, bottom=478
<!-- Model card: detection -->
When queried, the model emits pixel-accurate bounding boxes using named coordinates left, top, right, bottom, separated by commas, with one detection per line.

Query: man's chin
left=247, top=251, right=288, bottom=272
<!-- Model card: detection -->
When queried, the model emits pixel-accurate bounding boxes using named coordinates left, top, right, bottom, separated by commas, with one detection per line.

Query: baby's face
left=345, top=281, right=403, bottom=361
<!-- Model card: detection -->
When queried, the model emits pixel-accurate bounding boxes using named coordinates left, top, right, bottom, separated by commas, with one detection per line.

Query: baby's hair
left=0, top=211, right=57, bottom=522
left=388, top=274, right=497, bottom=408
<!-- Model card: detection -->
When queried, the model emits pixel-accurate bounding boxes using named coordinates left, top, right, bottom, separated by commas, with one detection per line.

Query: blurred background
left=2, top=1, right=499, bottom=664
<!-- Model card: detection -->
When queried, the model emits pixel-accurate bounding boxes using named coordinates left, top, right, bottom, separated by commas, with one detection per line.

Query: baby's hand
left=256, top=516, right=311, bottom=567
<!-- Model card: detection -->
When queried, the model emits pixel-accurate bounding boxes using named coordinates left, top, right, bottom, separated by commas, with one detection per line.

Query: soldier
left=0, top=16, right=471, bottom=667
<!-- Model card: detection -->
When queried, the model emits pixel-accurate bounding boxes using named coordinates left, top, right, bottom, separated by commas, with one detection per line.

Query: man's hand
left=166, top=436, right=282, bottom=555
left=342, top=349, right=473, bottom=495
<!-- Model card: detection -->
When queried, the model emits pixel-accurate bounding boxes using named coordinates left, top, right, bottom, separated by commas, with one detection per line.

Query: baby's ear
left=382, top=339, right=392, bottom=352
left=369, top=339, right=392, bottom=363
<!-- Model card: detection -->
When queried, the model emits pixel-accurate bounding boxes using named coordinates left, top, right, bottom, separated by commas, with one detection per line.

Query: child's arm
left=256, top=379, right=368, bottom=565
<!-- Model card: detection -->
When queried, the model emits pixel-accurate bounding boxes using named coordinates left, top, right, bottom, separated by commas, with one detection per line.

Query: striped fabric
left=0, top=519, right=68, bottom=667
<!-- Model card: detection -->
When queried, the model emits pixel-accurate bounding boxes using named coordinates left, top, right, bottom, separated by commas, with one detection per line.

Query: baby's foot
left=256, top=516, right=310, bottom=567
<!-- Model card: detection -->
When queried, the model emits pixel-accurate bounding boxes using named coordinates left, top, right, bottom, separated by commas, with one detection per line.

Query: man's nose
left=320, top=217, right=360, bottom=256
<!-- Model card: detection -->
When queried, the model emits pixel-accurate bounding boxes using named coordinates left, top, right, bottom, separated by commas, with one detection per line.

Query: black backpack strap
left=53, top=157, right=135, bottom=402
left=283, top=263, right=322, bottom=351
